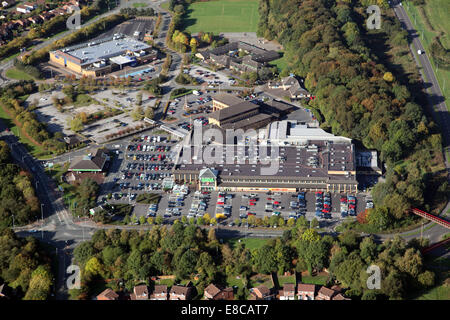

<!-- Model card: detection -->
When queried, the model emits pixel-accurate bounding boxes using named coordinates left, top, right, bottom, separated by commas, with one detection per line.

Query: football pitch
left=183, top=0, right=259, bottom=34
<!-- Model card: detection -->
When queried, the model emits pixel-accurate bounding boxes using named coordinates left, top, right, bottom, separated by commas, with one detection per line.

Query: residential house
left=130, top=284, right=149, bottom=300
left=332, top=293, right=351, bottom=300
left=316, top=286, right=337, bottom=300
left=16, top=5, right=31, bottom=13
left=39, top=11, right=54, bottom=21
left=13, top=18, right=29, bottom=27
left=204, top=284, right=234, bottom=300
left=279, top=283, right=296, bottom=300
left=2, top=0, right=15, bottom=8
left=249, top=285, right=274, bottom=300
left=297, top=284, right=315, bottom=300
left=23, top=2, right=36, bottom=10
left=27, top=15, right=41, bottom=24
left=169, top=285, right=194, bottom=300
left=150, top=285, right=168, bottom=300
left=50, top=8, right=67, bottom=16
left=96, top=288, right=119, bottom=300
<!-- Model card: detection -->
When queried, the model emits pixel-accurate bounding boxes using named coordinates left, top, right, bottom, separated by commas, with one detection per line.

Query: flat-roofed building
left=173, top=129, right=357, bottom=193
left=49, top=33, right=157, bottom=77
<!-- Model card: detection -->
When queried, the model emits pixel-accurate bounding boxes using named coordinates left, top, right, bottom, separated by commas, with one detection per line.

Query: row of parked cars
left=188, top=191, right=211, bottom=219
left=128, top=144, right=171, bottom=152
left=124, top=163, right=174, bottom=172
left=315, top=192, right=332, bottom=219
left=340, top=195, right=357, bottom=217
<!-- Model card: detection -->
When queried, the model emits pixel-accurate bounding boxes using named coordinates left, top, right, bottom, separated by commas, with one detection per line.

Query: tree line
left=72, top=223, right=436, bottom=300
left=257, top=0, right=448, bottom=230
left=0, top=140, right=40, bottom=228
left=0, top=229, right=54, bottom=300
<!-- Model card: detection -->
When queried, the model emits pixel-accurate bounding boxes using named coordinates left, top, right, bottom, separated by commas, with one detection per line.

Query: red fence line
left=411, top=208, right=450, bottom=229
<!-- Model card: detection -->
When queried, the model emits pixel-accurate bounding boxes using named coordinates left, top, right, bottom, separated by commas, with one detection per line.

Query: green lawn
left=270, top=53, right=288, bottom=73
left=417, top=284, right=450, bottom=300
left=183, top=0, right=259, bottom=34
left=403, top=0, right=450, bottom=107
left=224, top=237, right=269, bottom=250
left=226, top=275, right=245, bottom=290
left=300, top=275, right=328, bottom=286
left=5, top=67, right=36, bottom=80
left=277, top=275, right=296, bottom=287
left=132, top=2, right=148, bottom=8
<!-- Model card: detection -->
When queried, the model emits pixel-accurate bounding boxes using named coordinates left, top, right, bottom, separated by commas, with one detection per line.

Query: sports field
left=183, top=0, right=259, bottom=34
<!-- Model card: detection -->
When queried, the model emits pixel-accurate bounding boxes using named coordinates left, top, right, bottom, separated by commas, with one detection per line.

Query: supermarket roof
left=52, top=34, right=150, bottom=66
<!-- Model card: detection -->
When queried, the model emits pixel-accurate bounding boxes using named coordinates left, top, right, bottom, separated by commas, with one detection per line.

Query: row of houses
left=250, top=284, right=350, bottom=301
left=97, top=283, right=197, bottom=301
left=96, top=282, right=350, bottom=301
left=0, top=0, right=78, bottom=44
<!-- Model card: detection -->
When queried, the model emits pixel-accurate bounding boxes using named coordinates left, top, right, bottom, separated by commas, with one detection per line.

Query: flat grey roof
left=54, top=34, right=151, bottom=66
left=175, top=143, right=356, bottom=183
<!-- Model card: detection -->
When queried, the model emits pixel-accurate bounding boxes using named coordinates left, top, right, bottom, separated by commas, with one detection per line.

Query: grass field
left=403, top=0, right=449, bottom=106
left=183, top=0, right=259, bottom=34
left=5, top=67, right=36, bottom=80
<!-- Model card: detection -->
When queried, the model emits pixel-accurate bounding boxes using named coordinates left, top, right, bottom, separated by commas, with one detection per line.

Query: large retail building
left=49, top=34, right=157, bottom=77
left=172, top=121, right=358, bottom=193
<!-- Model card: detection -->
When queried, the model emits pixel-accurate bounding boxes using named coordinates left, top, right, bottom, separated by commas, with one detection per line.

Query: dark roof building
left=97, top=288, right=119, bottom=300
left=204, top=284, right=234, bottom=300
left=68, top=148, right=109, bottom=172
left=150, top=285, right=168, bottom=300
left=169, top=285, right=194, bottom=300
left=196, top=41, right=279, bottom=74
left=130, top=284, right=149, bottom=300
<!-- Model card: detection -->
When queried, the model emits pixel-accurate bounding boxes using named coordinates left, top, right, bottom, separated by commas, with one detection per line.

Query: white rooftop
left=266, top=120, right=352, bottom=144
left=57, top=34, right=151, bottom=66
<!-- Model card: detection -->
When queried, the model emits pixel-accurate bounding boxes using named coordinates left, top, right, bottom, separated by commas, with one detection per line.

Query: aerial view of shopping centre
left=0, top=0, right=448, bottom=307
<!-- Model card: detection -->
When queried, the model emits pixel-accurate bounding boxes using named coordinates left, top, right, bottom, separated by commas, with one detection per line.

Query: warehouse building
left=49, top=33, right=157, bottom=77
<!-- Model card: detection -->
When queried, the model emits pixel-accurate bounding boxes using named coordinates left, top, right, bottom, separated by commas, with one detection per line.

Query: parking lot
left=186, top=65, right=234, bottom=86
left=100, top=138, right=368, bottom=226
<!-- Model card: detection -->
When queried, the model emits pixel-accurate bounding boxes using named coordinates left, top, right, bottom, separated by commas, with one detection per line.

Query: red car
left=247, top=212, right=256, bottom=216
left=267, top=197, right=273, bottom=201
left=249, top=202, right=256, bottom=206
left=349, top=204, right=356, bottom=209
left=324, top=204, right=330, bottom=208
left=217, top=201, right=224, bottom=205
left=273, top=201, right=280, bottom=205
left=322, top=209, right=330, bottom=213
